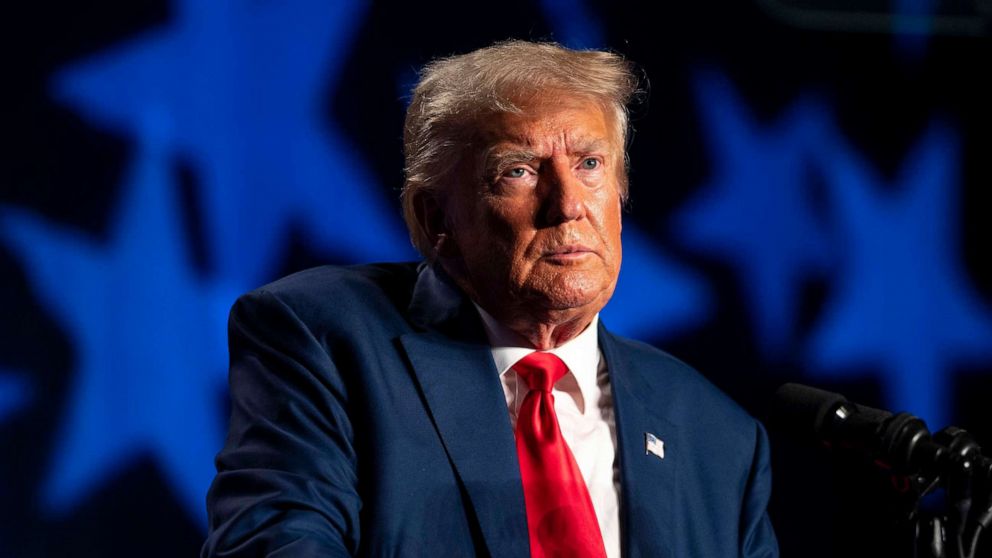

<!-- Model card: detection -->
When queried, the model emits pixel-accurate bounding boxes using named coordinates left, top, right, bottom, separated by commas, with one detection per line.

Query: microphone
left=774, top=383, right=992, bottom=557
left=772, top=383, right=946, bottom=473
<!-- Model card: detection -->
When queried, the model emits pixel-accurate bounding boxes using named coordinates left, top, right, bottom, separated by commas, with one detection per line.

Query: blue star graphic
left=50, top=0, right=414, bottom=286
left=0, top=369, right=32, bottom=425
left=1, top=112, right=239, bottom=524
left=674, top=70, right=833, bottom=356
left=602, top=226, right=712, bottom=340
left=806, top=122, right=992, bottom=429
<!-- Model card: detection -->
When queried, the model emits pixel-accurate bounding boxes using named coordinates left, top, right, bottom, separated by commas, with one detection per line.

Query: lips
left=544, top=244, right=594, bottom=256
left=540, top=244, right=598, bottom=262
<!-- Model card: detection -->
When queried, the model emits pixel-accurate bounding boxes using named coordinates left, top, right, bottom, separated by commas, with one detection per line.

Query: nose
left=540, top=160, right=586, bottom=225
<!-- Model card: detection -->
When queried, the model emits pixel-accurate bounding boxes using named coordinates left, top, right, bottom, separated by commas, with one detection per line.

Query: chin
left=534, top=284, right=614, bottom=313
left=515, top=266, right=617, bottom=310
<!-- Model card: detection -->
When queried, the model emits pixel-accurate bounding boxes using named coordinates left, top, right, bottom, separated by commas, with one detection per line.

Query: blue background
left=1, top=0, right=990, bottom=555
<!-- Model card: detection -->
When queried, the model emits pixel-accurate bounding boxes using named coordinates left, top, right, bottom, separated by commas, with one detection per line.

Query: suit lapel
left=600, top=326, right=680, bottom=558
left=402, top=265, right=680, bottom=557
left=400, top=265, right=530, bottom=558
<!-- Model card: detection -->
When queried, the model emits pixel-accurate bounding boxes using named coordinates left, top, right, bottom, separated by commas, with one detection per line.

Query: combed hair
left=401, top=40, right=641, bottom=257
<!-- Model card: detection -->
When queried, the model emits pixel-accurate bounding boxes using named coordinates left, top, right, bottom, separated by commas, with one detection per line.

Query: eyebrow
left=571, top=138, right=612, bottom=154
left=482, top=138, right=612, bottom=172
left=485, top=147, right=538, bottom=164
left=481, top=147, right=538, bottom=177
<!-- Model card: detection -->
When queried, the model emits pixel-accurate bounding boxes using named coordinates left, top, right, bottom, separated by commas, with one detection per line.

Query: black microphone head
left=773, top=383, right=848, bottom=440
left=772, top=383, right=931, bottom=469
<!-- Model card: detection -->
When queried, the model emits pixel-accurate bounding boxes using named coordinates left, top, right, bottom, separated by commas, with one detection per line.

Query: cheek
left=599, top=199, right=624, bottom=266
left=453, top=203, right=522, bottom=272
left=595, top=192, right=623, bottom=231
left=483, top=199, right=536, bottom=242
left=612, top=209, right=623, bottom=242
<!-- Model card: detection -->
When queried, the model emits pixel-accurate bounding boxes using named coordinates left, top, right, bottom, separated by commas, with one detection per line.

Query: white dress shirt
left=474, top=305, right=621, bottom=558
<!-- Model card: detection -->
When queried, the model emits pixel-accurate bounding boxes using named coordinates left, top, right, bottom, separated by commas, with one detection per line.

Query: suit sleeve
left=739, top=420, right=779, bottom=558
left=201, top=290, right=360, bottom=557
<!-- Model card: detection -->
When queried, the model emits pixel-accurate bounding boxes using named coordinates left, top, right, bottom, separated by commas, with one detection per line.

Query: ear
left=413, top=191, right=457, bottom=258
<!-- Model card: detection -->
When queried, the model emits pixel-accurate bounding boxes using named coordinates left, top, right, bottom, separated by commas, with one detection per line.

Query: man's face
left=441, top=97, right=624, bottom=327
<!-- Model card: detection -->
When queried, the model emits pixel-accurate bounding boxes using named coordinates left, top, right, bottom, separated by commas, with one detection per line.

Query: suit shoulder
left=255, top=262, right=418, bottom=297
left=606, top=333, right=758, bottom=430
left=234, top=262, right=421, bottom=325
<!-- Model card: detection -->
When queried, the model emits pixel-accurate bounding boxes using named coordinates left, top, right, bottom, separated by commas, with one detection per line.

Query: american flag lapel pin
left=645, top=432, right=665, bottom=460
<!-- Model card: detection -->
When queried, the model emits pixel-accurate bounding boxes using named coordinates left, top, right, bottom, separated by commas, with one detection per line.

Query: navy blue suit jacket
left=202, top=262, right=778, bottom=557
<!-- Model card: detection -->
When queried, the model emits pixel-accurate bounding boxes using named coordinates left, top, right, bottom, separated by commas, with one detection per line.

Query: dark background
left=2, top=0, right=991, bottom=556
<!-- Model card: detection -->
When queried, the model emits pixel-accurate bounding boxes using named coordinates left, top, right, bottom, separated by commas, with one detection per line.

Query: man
left=202, top=41, right=778, bottom=557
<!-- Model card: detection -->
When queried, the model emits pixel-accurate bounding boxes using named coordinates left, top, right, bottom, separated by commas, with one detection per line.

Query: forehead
left=473, top=97, right=617, bottom=153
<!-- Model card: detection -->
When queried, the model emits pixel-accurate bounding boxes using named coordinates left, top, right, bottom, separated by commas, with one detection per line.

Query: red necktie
left=513, top=352, right=607, bottom=558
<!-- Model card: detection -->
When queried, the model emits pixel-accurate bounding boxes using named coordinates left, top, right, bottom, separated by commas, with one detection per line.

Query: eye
left=581, top=158, right=600, bottom=170
left=504, top=167, right=528, bottom=179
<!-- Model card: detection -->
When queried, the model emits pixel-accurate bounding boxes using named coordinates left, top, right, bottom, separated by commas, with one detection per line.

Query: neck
left=437, top=259, right=603, bottom=349
left=483, top=307, right=596, bottom=350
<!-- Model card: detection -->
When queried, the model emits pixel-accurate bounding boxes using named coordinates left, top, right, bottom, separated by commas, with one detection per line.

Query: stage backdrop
left=2, top=1, right=990, bottom=556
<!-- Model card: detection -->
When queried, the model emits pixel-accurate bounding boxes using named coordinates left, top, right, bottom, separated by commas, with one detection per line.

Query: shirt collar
left=473, top=303, right=601, bottom=402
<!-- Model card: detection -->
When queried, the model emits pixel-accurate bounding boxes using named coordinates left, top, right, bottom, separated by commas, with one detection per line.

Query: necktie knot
left=513, top=352, right=567, bottom=392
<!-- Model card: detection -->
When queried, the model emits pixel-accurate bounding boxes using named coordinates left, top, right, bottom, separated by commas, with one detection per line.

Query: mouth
left=541, top=244, right=596, bottom=262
